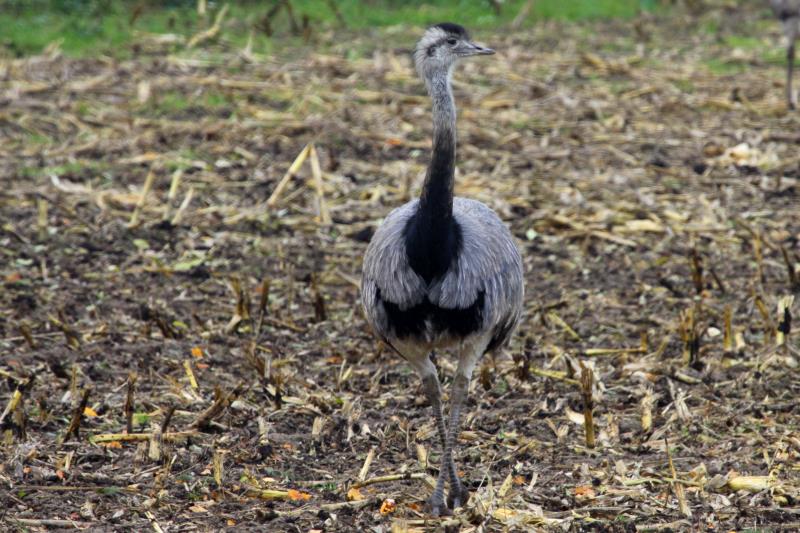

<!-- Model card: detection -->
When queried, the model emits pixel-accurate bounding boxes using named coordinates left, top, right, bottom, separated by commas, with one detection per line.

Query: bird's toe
left=446, top=483, right=470, bottom=510
left=425, top=496, right=452, bottom=517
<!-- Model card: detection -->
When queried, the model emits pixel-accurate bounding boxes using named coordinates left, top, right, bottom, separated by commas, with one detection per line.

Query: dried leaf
left=346, top=487, right=365, bottom=501
left=287, top=489, right=311, bottom=501
left=565, top=406, right=585, bottom=425
left=379, top=498, right=396, bottom=515
left=574, top=485, right=596, bottom=501
left=726, top=475, right=773, bottom=493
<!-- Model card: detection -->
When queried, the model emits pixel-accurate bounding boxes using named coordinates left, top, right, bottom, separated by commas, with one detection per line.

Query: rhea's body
left=362, top=197, right=523, bottom=360
left=359, top=23, right=524, bottom=516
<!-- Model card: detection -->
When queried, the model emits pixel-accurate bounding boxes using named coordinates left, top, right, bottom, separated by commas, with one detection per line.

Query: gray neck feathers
left=429, top=70, right=456, bottom=139
left=419, top=67, right=456, bottom=218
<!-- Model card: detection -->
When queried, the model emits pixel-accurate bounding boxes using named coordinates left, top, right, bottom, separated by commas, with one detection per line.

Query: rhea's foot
left=446, top=480, right=470, bottom=510
left=425, top=494, right=452, bottom=517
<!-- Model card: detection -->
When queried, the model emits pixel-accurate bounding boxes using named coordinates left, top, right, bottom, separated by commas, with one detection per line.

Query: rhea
left=771, top=0, right=800, bottom=109
left=361, top=23, right=524, bottom=516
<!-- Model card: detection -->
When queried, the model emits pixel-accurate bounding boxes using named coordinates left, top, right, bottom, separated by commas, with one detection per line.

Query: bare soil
left=2, top=6, right=800, bottom=532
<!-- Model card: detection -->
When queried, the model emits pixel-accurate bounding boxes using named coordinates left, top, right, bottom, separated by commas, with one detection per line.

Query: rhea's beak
left=459, top=41, right=495, bottom=57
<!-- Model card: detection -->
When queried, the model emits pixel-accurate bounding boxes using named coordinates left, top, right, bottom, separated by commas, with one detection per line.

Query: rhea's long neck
left=403, top=69, right=459, bottom=283
left=418, top=71, right=457, bottom=223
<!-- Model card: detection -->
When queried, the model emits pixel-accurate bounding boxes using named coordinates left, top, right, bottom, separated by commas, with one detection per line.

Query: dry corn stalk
left=754, top=295, right=776, bottom=345
left=641, top=389, right=654, bottom=433
left=267, top=144, right=311, bottom=208
left=665, top=437, right=691, bottom=517
left=580, top=362, right=595, bottom=449
left=90, top=431, right=197, bottom=443
left=187, top=3, right=229, bottom=48
left=128, top=169, right=157, bottom=228
left=309, top=144, right=331, bottom=225
left=781, top=247, right=800, bottom=292
left=722, top=305, right=733, bottom=352
left=547, top=312, right=580, bottom=340
left=357, top=447, right=376, bottom=482
left=776, top=295, right=794, bottom=346
left=213, top=449, right=224, bottom=488
left=678, top=307, right=699, bottom=366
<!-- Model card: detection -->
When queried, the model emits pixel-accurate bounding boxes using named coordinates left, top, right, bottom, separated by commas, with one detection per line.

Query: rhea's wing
left=361, top=201, right=427, bottom=339
left=429, top=198, right=524, bottom=350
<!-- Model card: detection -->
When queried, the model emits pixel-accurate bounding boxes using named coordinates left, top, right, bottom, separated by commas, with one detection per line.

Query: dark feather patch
left=775, top=7, right=800, bottom=20
left=433, top=22, right=469, bottom=39
left=378, top=289, right=485, bottom=340
left=403, top=216, right=461, bottom=284
left=403, top=117, right=458, bottom=283
left=485, top=314, right=516, bottom=354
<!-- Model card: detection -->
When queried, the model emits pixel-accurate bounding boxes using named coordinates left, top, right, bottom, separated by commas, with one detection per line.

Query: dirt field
left=2, top=5, right=800, bottom=532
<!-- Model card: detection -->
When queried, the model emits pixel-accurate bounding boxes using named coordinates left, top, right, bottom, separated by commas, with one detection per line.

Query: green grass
left=762, top=47, right=788, bottom=66
left=705, top=57, right=749, bottom=75
left=128, top=89, right=236, bottom=118
left=724, top=35, right=764, bottom=50
left=700, top=19, right=719, bottom=35
left=294, top=0, right=645, bottom=28
left=531, top=0, right=643, bottom=20
left=0, top=0, right=650, bottom=58
left=671, top=78, right=695, bottom=93
left=25, top=133, right=53, bottom=146
left=20, top=159, right=109, bottom=179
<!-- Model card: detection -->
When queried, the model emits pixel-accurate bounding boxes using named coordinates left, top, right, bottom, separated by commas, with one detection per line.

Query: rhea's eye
left=447, top=38, right=457, bottom=46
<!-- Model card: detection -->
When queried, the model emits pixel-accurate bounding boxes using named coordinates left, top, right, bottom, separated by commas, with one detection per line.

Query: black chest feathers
left=378, top=288, right=485, bottom=341
left=376, top=214, right=484, bottom=341
left=403, top=211, right=461, bottom=285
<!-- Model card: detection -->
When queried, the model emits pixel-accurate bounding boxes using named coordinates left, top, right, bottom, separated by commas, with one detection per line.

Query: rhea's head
left=413, top=23, right=494, bottom=84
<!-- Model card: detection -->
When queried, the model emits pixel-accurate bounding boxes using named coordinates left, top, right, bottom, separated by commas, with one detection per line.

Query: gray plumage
left=362, top=198, right=523, bottom=346
left=770, top=0, right=800, bottom=109
left=360, top=23, right=524, bottom=516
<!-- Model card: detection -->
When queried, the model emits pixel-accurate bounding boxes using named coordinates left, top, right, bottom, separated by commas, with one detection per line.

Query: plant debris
left=1, top=3, right=800, bottom=531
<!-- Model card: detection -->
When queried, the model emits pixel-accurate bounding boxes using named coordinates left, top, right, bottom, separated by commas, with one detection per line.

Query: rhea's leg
left=420, top=355, right=460, bottom=481
left=413, top=354, right=452, bottom=516
left=442, top=344, right=484, bottom=510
